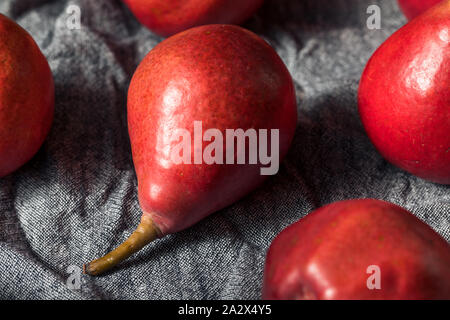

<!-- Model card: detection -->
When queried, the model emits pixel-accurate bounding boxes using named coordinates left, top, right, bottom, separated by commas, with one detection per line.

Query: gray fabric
left=0, top=0, right=448, bottom=300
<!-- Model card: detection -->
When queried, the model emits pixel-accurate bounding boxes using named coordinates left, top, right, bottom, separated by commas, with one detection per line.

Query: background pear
left=359, top=0, right=450, bottom=184
left=398, top=0, right=443, bottom=20
left=122, top=0, right=263, bottom=37
left=263, top=199, right=450, bottom=300
left=0, top=14, right=54, bottom=178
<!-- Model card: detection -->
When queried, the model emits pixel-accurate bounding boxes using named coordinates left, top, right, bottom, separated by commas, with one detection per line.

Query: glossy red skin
left=0, top=14, right=54, bottom=178
left=128, top=25, right=297, bottom=235
left=122, top=0, right=263, bottom=37
left=263, top=199, right=450, bottom=300
left=398, top=0, right=443, bottom=20
left=358, top=1, right=450, bottom=184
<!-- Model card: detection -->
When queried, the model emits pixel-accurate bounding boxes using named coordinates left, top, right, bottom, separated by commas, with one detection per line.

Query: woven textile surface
left=0, top=0, right=448, bottom=299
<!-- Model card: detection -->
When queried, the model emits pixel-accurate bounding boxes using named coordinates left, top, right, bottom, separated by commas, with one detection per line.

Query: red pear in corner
left=263, top=199, right=450, bottom=300
left=122, top=0, right=264, bottom=37
left=0, top=14, right=54, bottom=178
left=358, top=0, right=450, bottom=184
left=398, top=0, right=443, bottom=20
left=84, top=24, right=297, bottom=275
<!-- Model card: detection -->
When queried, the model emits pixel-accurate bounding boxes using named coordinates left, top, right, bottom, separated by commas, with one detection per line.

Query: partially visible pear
left=122, top=0, right=264, bottom=37
left=359, top=0, right=450, bottom=184
left=0, top=14, right=54, bottom=178
left=263, top=199, right=450, bottom=300
left=398, top=0, right=443, bottom=20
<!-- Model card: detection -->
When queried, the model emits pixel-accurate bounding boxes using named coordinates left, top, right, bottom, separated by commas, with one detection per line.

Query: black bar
left=0, top=300, right=447, bottom=318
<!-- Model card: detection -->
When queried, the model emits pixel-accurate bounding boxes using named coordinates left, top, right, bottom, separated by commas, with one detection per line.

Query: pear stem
left=84, top=215, right=160, bottom=276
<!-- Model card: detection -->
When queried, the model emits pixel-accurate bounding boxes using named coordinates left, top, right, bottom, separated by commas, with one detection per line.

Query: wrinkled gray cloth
left=0, top=0, right=448, bottom=300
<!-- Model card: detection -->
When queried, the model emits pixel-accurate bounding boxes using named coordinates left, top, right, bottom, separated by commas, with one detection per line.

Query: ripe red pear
left=122, top=0, right=263, bottom=37
left=358, top=1, right=450, bottom=184
left=0, top=14, right=54, bottom=178
left=85, top=24, right=297, bottom=275
left=263, top=199, right=450, bottom=300
left=398, top=0, right=443, bottom=20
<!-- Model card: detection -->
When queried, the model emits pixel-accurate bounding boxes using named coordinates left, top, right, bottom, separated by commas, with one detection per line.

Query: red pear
left=358, top=1, right=450, bottom=184
left=398, top=0, right=443, bottom=20
left=85, top=24, right=297, bottom=275
left=263, top=199, right=450, bottom=300
left=122, top=0, right=263, bottom=37
left=0, top=14, right=54, bottom=178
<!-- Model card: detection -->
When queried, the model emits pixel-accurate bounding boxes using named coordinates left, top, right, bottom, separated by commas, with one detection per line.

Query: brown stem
left=84, top=215, right=160, bottom=276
